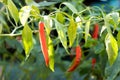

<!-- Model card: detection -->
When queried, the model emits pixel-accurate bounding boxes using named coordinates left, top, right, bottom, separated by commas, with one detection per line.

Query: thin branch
left=11, top=19, right=34, bottom=34
left=0, top=30, right=39, bottom=37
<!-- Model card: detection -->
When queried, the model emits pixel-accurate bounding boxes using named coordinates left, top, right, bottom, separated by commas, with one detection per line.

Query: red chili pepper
left=92, top=24, right=99, bottom=39
left=92, top=58, right=96, bottom=69
left=39, top=22, right=49, bottom=67
left=67, top=45, right=82, bottom=72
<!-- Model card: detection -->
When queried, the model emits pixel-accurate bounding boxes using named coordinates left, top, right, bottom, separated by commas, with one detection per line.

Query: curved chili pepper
left=67, top=45, right=82, bottom=72
left=92, top=24, right=99, bottom=39
left=92, top=58, right=96, bottom=69
left=39, top=22, right=49, bottom=67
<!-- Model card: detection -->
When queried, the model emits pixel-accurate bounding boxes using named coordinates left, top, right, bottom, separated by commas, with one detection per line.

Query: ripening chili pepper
left=67, top=45, right=82, bottom=72
left=92, top=24, right=99, bottom=39
left=39, top=22, right=49, bottom=67
left=92, top=58, right=96, bottom=69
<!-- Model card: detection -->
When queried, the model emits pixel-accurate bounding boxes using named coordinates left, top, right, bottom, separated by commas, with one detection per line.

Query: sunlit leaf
left=48, top=36, right=54, bottom=72
left=105, top=51, right=120, bottom=80
left=75, top=16, right=81, bottom=23
left=56, top=12, right=65, bottom=24
left=62, top=2, right=78, bottom=13
left=44, top=16, right=52, bottom=34
left=105, top=34, right=118, bottom=65
left=7, top=0, right=19, bottom=23
left=117, top=31, right=120, bottom=48
left=54, top=19, right=67, bottom=50
left=0, top=0, right=7, bottom=4
left=106, top=12, right=119, bottom=31
left=44, top=16, right=54, bottom=71
left=85, top=20, right=90, bottom=43
left=30, top=6, right=40, bottom=19
left=68, top=18, right=77, bottom=47
left=100, top=25, right=106, bottom=36
left=19, top=6, right=31, bottom=26
left=22, top=24, right=33, bottom=59
left=110, top=12, right=119, bottom=24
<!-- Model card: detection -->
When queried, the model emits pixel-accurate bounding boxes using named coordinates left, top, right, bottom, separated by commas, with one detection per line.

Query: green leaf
left=105, top=16, right=112, bottom=34
left=62, top=2, right=78, bottom=13
left=22, top=24, right=33, bottom=59
left=7, top=0, right=19, bottom=23
left=85, top=20, right=90, bottom=43
left=0, top=24, right=2, bottom=34
left=30, top=6, right=40, bottom=19
left=93, top=43, right=104, bottom=54
left=105, top=12, right=119, bottom=31
left=0, top=12, right=10, bottom=32
left=48, top=36, right=54, bottom=72
left=105, top=34, right=118, bottom=65
left=110, top=12, right=119, bottom=24
left=105, top=51, right=120, bottom=80
left=68, top=18, right=77, bottom=47
left=0, top=0, right=7, bottom=4
left=25, top=0, right=56, bottom=7
left=19, top=6, right=31, bottom=26
left=54, top=19, right=67, bottom=50
left=117, top=31, right=120, bottom=48
left=25, top=0, right=39, bottom=6
left=44, top=16, right=52, bottom=34
left=38, top=1, right=57, bottom=7
left=56, top=12, right=65, bottom=24
left=25, top=0, right=33, bottom=4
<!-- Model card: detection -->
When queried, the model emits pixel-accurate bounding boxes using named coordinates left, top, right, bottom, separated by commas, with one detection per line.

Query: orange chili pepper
left=92, top=24, right=99, bottom=39
left=67, top=45, right=82, bottom=72
left=39, top=22, right=49, bottom=67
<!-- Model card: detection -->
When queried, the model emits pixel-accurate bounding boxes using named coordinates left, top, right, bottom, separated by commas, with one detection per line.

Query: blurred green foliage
left=0, top=0, right=120, bottom=80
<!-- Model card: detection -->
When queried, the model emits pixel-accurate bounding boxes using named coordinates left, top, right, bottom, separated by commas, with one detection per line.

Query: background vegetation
left=0, top=0, right=120, bottom=80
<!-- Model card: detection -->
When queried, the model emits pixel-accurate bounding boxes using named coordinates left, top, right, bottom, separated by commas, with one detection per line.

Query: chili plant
left=0, top=0, right=120, bottom=80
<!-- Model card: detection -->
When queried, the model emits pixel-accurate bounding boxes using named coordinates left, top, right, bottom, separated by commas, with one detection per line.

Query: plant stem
left=0, top=30, right=38, bottom=37
left=0, top=33, right=21, bottom=37
left=11, top=19, right=34, bottom=34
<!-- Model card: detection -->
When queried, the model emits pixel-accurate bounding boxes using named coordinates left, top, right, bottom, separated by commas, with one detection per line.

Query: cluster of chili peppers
left=38, top=22, right=99, bottom=71
left=38, top=22, right=83, bottom=71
